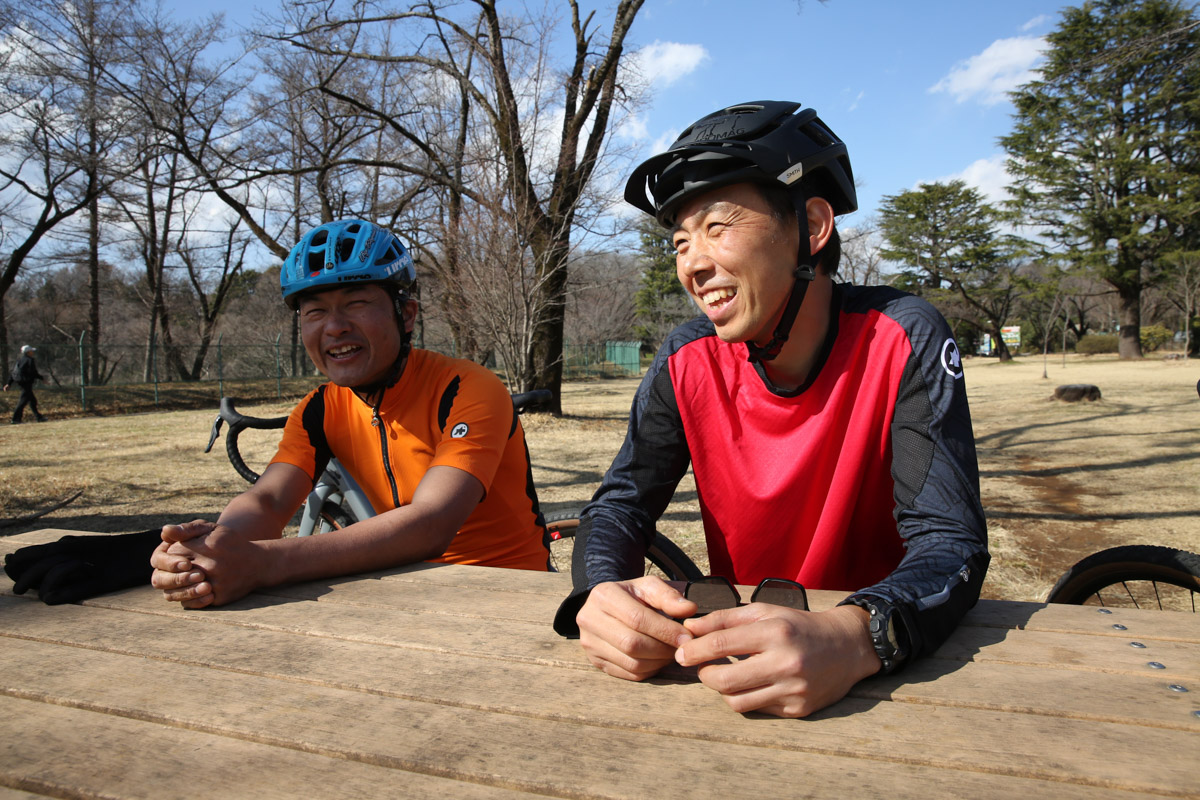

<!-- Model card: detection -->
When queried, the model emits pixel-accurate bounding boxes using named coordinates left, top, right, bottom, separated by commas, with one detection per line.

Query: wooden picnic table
left=0, top=529, right=1197, bottom=799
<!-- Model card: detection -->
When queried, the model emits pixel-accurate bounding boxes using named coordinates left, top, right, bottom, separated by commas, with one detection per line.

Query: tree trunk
left=524, top=234, right=569, bottom=413
left=1116, top=283, right=1143, bottom=360
left=0, top=300, right=9, bottom=370
left=87, top=195, right=102, bottom=384
left=989, top=323, right=1012, bottom=362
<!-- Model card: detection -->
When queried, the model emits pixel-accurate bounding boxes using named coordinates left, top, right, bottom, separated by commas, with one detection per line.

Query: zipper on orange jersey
left=372, top=406, right=401, bottom=508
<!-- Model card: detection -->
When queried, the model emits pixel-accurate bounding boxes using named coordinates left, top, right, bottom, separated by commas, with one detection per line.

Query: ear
left=805, top=197, right=836, bottom=257
left=401, top=299, right=419, bottom=334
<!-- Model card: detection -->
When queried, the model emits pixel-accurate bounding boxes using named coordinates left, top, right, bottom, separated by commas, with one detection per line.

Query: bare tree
left=0, top=0, right=139, bottom=366
left=570, top=250, right=641, bottom=345
left=281, top=0, right=647, bottom=410
left=838, top=218, right=890, bottom=285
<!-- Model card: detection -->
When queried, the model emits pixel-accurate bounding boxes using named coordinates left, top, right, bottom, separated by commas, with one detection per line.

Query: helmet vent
left=377, top=245, right=399, bottom=266
left=280, top=219, right=417, bottom=307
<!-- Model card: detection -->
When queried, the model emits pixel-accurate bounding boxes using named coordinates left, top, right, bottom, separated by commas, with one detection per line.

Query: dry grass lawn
left=2, top=353, right=1197, bottom=602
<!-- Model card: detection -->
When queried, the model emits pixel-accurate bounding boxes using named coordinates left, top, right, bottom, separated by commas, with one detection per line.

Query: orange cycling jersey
left=271, top=349, right=549, bottom=571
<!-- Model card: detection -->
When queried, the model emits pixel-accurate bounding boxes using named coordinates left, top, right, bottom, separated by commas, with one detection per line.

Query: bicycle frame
left=206, top=398, right=376, bottom=536
left=208, top=391, right=551, bottom=536
left=296, top=459, right=376, bottom=536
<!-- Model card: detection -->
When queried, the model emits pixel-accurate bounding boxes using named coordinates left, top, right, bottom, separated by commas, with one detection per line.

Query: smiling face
left=297, top=284, right=413, bottom=387
left=671, top=183, right=800, bottom=345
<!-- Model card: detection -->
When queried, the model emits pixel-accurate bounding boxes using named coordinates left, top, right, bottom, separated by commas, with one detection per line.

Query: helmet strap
left=351, top=289, right=413, bottom=402
left=746, top=191, right=818, bottom=364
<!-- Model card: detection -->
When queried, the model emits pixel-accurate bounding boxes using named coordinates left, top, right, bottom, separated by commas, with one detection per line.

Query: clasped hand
left=149, top=520, right=265, bottom=609
left=576, top=575, right=881, bottom=718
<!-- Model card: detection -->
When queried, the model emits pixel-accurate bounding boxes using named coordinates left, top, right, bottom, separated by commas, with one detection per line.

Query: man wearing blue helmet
left=150, top=220, right=549, bottom=609
left=555, top=102, right=988, bottom=717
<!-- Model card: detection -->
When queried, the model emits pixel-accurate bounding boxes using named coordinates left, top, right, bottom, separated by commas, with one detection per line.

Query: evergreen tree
left=879, top=181, right=1023, bottom=360
left=1002, top=0, right=1200, bottom=359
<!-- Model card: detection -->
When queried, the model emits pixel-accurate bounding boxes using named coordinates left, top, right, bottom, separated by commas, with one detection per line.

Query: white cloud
left=937, top=155, right=1012, bottom=206
left=615, top=113, right=649, bottom=143
left=630, top=41, right=708, bottom=90
left=649, top=129, right=678, bottom=155
left=929, top=36, right=1046, bottom=106
left=1022, top=15, right=1052, bottom=32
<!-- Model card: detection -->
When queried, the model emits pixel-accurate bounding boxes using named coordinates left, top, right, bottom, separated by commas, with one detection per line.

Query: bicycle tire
left=318, top=502, right=354, bottom=533
left=1046, top=545, right=1200, bottom=611
left=544, top=510, right=703, bottom=582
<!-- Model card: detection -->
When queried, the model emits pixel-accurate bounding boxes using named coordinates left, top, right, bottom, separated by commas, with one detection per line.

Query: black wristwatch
left=844, top=595, right=910, bottom=675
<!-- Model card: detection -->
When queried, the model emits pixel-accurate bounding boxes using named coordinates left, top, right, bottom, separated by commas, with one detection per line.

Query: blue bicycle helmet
left=280, top=219, right=416, bottom=310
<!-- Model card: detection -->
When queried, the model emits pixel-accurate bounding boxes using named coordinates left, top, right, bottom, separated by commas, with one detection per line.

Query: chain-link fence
left=566, top=341, right=641, bottom=379
left=3, top=335, right=645, bottom=417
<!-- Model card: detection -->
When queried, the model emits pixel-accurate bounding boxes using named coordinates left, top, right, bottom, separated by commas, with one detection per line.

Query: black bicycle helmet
left=624, top=101, right=857, bottom=363
left=624, top=101, right=857, bottom=228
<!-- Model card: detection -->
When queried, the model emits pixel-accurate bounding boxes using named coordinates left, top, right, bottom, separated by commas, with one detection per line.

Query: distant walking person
left=3, top=345, right=47, bottom=424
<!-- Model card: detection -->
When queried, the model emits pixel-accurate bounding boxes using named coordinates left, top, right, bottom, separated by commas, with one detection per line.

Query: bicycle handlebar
left=206, top=397, right=287, bottom=485
left=208, top=390, right=551, bottom=487
left=511, top=390, right=552, bottom=414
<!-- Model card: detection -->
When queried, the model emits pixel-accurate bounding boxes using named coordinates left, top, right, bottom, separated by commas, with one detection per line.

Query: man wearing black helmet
left=555, top=102, right=988, bottom=718
left=146, top=220, right=550, bottom=608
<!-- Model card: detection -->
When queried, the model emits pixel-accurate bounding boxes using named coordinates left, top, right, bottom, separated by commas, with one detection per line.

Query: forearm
left=214, top=488, right=294, bottom=543
left=261, top=503, right=457, bottom=586
left=578, top=361, right=691, bottom=590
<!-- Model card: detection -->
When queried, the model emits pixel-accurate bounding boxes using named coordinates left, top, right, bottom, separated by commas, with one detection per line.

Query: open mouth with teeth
left=327, top=344, right=363, bottom=360
left=701, top=287, right=737, bottom=309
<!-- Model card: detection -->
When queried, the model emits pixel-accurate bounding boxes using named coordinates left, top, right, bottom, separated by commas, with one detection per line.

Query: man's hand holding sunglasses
left=578, top=574, right=883, bottom=718
left=575, top=576, right=699, bottom=681
left=674, top=576, right=882, bottom=718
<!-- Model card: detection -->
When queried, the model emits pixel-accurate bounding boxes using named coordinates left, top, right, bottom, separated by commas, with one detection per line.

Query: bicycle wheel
left=1046, top=545, right=1200, bottom=612
left=544, top=509, right=703, bottom=582
left=317, top=501, right=354, bottom=534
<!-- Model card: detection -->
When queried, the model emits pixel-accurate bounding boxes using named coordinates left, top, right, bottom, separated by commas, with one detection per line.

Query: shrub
left=1076, top=334, right=1118, bottom=355
left=1139, top=324, right=1172, bottom=352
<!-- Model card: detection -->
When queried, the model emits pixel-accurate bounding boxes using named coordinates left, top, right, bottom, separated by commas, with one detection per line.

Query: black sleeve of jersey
left=553, top=331, right=695, bottom=637
left=839, top=291, right=989, bottom=666
left=299, top=385, right=333, bottom=487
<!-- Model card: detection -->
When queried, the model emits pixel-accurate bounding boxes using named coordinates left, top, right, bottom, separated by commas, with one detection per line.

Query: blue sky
left=620, top=0, right=1058, bottom=224
left=184, top=0, right=1060, bottom=225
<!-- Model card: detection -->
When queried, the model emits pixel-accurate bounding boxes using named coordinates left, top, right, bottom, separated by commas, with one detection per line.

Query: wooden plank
left=71, top=574, right=1200, bottom=684
left=76, top=587, right=591, bottom=668
left=0, top=695, right=530, bottom=800
left=1, top=600, right=1196, bottom=794
left=0, top=638, right=1174, bottom=800
left=375, top=560, right=568, bottom=596
left=862, top=658, right=1200, bottom=731
left=934, top=624, right=1200, bottom=680
left=4, top=532, right=1197, bottom=687
left=5, top=593, right=1190, bottom=730
left=10, top=530, right=1198, bottom=641
left=259, top=575, right=554, bottom=624
left=0, top=788, right=53, bottom=799
left=965, top=599, right=1200, bottom=643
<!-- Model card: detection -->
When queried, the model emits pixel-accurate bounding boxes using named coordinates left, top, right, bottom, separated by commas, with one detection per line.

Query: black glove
left=4, top=530, right=161, bottom=605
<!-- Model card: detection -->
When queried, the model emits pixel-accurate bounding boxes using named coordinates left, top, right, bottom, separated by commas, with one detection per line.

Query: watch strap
left=842, top=595, right=910, bottom=675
